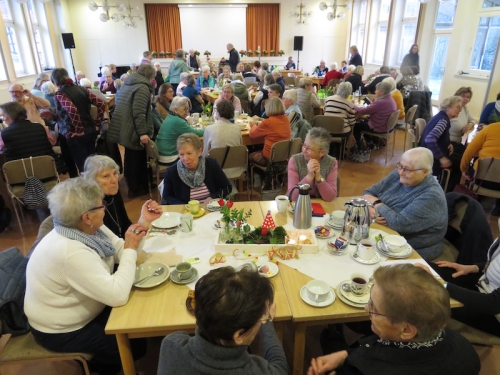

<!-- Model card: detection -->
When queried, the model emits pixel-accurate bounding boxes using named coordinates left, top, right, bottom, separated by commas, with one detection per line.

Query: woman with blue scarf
left=162, top=133, right=232, bottom=204
left=25, top=178, right=147, bottom=374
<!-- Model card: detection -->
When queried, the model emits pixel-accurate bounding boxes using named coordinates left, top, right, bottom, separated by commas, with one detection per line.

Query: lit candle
left=258, top=46, right=260, bottom=51
left=288, top=239, right=296, bottom=245
left=299, top=235, right=306, bottom=243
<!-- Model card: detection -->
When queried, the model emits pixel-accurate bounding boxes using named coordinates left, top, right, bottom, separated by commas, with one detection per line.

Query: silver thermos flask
left=288, top=184, right=312, bottom=229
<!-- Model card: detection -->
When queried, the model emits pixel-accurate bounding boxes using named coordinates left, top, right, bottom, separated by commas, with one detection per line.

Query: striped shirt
left=190, top=183, right=210, bottom=201
left=324, top=95, right=356, bottom=129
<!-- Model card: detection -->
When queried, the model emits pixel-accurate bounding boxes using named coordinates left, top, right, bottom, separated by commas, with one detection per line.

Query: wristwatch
left=317, top=177, right=325, bottom=183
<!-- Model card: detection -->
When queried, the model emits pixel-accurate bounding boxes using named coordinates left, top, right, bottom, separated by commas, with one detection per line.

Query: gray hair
left=187, top=74, right=196, bottom=86
left=180, top=72, right=189, bottom=82
left=175, top=49, right=184, bottom=58
left=282, top=89, right=297, bottom=104
left=114, top=79, right=123, bottom=89
left=264, top=73, right=275, bottom=86
left=79, top=78, right=92, bottom=88
left=329, top=62, right=338, bottom=70
left=382, top=77, right=396, bottom=91
left=271, top=68, right=282, bottom=77
left=33, top=73, right=49, bottom=90
left=401, top=147, right=433, bottom=172
left=100, top=66, right=110, bottom=75
left=82, top=155, right=120, bottom=182
left=130, top=63, right=137, bottom=69
left=306, top=127, right=331, bottom=152
left=222, top=83, right=234, bottom=94
left=201, top=65, right=210, bottom=73
left=41, top=81, right=57, bottom=95
left=336, top=82, right=352, bottom=98
left=348, top=65, right=356, bottom=72
left=170, top=96, right=190, bottom=112
left=299, top=77, right=312, bottom=88
left=48, top=177, right=104, bottom=227
left=440, top=96, right=462, bottom=111
left=354, top=66, right=364, bottom=75
left=120, top=73, right=129, bottom=81
left=258, top=69, right=267, bottom=81
left=138, top=64, right=156, bottom=80
left=376, top=81, right=392, bottom=95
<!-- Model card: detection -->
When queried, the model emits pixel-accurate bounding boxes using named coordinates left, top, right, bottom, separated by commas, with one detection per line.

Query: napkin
left=140, top=248, right=183, bottom=267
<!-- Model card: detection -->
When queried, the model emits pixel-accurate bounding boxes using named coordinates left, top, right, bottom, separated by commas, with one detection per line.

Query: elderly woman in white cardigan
left=25, top=178, right=147, bottom=374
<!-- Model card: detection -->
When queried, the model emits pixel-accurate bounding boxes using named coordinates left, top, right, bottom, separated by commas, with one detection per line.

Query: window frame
left=468, top=13, right=500, bottom=76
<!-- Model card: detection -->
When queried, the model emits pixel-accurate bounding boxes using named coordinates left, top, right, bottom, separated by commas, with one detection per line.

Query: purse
left=349, top=135, right=371, bottom=163
left=453, top=158, right=495, bottom=200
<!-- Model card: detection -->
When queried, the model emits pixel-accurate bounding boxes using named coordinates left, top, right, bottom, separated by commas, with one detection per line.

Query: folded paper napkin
left=137, top=248, right=183, bottom=267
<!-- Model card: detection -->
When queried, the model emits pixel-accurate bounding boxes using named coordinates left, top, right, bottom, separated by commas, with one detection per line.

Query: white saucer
left=336, top=280, right=369, bottom=308
left=326, top=219, right=343, bottom=230
left=350, top=250, right=380, bottom=265
left=257, top=262, right=279, bottom=278
left=207, top=199, right=225, bottom=212
left=152, top=212, right=181, bottom=229
left=376, top=241, right=413, bottom=259
left=315, top=225, right=335, bottom=239
left=171, top=268, right=199, bottom=284
left=300, top=285, right=336, bottom=307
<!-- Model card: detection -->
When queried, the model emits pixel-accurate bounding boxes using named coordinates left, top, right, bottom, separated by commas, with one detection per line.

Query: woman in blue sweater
left=479, top=92, right=500, bottom=126
left=363, top=147, right=447, bottom=260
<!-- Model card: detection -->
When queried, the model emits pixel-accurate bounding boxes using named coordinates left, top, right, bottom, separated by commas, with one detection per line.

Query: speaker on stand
left=62, top=33, right=77, bottom=81
left=294, top=36, right=303, bottom=70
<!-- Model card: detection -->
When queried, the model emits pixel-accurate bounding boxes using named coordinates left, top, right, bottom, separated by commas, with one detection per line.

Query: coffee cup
left=185, top=200, right=199, bottom=214
left=330, top=210, right=345, bottom=227
left=193, top=113, right=200, bottom=123
left=384, top=235, right=407, bottom=253
left=357, top=239, right=375, bottom=260
left=306, top=280, right=330, bottom=303
left=187, top=117, right=195, bottom=125
left=106, top=91, right=111, bottom=95
left=179, top=213, right=193, bottom=233
left=275, top=195, right=289, bottom=213
left=234, top=110, right=239, bottom=120
left=175, top=262, right=193, bottom=280
left=350, top=273, right=369, bottom=296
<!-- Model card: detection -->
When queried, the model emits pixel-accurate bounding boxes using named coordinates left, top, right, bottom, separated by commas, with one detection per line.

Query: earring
left=90, top=225, right=94, bottom=228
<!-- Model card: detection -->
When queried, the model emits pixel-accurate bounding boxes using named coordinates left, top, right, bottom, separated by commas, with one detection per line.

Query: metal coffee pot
left=342, top=197, right=377, bottom=243
left=288, top=184, right=312, bottom=229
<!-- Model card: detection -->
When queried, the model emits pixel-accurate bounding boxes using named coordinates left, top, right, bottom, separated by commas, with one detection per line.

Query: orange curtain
left=246, top=4, right=280, bottom=53
left=145, top=4, right=182, bottom=53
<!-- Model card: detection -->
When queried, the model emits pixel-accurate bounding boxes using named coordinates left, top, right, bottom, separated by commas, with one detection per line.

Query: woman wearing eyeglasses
left=157, top=266, right=288, bottom=375
left=308, top=264, right=480, bottom=375
left=287, top=127, right=338, bottom=202
left=82, top=155, right=162, bottom=238
left=362, top=147, right=447, bottom=261
left=25, top=177, right=148, bottom=374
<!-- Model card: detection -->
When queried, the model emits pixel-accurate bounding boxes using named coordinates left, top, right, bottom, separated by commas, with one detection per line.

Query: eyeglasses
left=302, top=145, right=320, bottom=153
left=453, top=105, right=463, bottom=110
left=9, top=91, right=22, bottom=94
left=86, top=201, right=107, bottom=213
left=396, top=162, right=424, bottom=174
left=367, top=298, right=388, bottom=318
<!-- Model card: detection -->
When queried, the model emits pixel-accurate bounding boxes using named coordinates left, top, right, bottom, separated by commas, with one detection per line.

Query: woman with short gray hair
left=82, top=155, right=161, bottom=238
left=196, top=65, right=215, bottom=91
left=297, top=77, right=320, bottom=124
left=345, top=65, right=364, bottom=92
left=282, top=89, right=303, bottom=127
left=24, top=177, right=148, bottom=374
left=419, top=95, right=463, bottom=191
left=324, top=81, right=355, bottom=130
left=353, top=81, right=398, bottom=143
left=169, top=49, right=190, bottom=94
left=288, top=127, right=338, bottom=202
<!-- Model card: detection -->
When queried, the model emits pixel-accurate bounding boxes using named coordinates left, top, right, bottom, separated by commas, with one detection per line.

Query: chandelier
left=88, top=1, right=144, bottom=28
left=289, top=1, right=313, bottom=25
left=319, top=0, right=351, bottom=21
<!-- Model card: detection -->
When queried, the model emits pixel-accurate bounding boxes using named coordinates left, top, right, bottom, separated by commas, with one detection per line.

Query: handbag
left=349, top=135, right=371, bottom=163
left=453, top=158, right=495, bottom=200
left=21, top=157, right=48, bottom=210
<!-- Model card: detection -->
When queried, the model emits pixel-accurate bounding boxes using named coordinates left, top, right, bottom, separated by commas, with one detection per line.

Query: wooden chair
left=327, top=79, right=341, bottom=89
left=208, top=145, right=250, bottom=200
left=402, top=104, right=418, bottom=151
left=472, top=158, right=500, bottom=199
left=361, top=110, right=400, bottom=164
left=145, top=140, right=174, bottom=201
left=414, top=118, right=426, bottom=146
left=2, top=156, right=59, bottom=236
left=240, top=98, right=249, bottom=114
left=283, top=76, right=296, bottom=87
left=0, top=321, right=93, bottom=374
left=250, top=138, right=301, bottom=197
left=313, top=115, right=351, bottom=160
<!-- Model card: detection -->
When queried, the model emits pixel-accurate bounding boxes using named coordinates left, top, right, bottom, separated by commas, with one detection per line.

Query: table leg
left=274, top=321, right=284, bottom=343
left=293, top=323, right=306, bottom=375
left=115, top=333, right=136, bottom=375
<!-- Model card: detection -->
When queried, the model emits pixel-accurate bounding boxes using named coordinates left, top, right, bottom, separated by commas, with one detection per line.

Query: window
left=6, top=26, right=22, bottom=71
left=28, top=0, right=54, bottom=70
left=351, top=0, right=367, bottom=52
left=470, top=16, right=500, bottom=71
left=398, top=0, right=420, bottom=63
left=369, top=0, right=391, bottom=64
left=482, top=0, right=500, bottom=8
left=435, top=0, right=458, bottom=30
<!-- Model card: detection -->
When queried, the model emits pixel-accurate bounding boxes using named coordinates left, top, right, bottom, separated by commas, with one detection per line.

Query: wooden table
left=104, top=94, right=115, bottom=119
left=105, top=202, right=291, bottom=375
left=282, top=70, right=302, bottom=77
left=201, top=90, right=219, bottom=104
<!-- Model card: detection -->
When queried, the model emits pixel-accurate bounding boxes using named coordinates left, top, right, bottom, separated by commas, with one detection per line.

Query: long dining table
left=105, top=197, right=460, bottom=375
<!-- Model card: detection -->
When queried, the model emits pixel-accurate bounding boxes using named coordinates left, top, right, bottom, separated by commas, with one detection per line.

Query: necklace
left=104, top=197, right=122, bottom=237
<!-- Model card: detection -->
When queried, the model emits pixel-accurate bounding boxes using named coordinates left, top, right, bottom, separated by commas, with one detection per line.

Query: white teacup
left=275, top=195, right=289, bottom=213
left=186, top=117, right=195, bottom=125
left=350, top=273, right=369, bottom=296
left=175, top=262, right=193, bottom=280
left=357, top=239, right=375, bottom=260
left=179, top=213, right=193, bottom=233
left=330, top=210, right=345, bottom=227
left=384, top=235, right=407, bottom=253
left=193, top=113, right=200, bottom=123
left=306, top=280, right=330, bottom=303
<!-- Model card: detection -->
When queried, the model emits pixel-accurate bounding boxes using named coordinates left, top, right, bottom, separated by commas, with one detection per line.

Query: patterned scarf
left=53, top=218, right=116, bottom=258
left=177, top=156, right=206, bottom=188
left=377, top=329, right=444, bottom=350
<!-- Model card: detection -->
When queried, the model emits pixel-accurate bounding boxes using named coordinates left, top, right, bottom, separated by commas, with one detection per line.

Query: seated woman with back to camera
left=479, top=92, right=500, bottom=126
left=324, top=81, right=356, bottom=130
left=288, top=127, right=338, bottom=202
left=363, top=148, right=447, bottom=261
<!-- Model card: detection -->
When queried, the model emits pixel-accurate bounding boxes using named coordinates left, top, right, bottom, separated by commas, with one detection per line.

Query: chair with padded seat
left=2, top=156, right=59, bottom=237
left=472, top=158, right=500, bottom=200
left=207, top=145, right=250, bottom=200
left=402, top=104, right=418, bottom=151
left=361, top=110, right=400, bottom=164
left=327, top=79, right=341, bottom=90
left=312, top=115, right=351, bottom=160
left=283, top=76, right=296, bottom=87
left=145, top=140, right=174, bottom=201
left=414, top=117, right=426, bottom=146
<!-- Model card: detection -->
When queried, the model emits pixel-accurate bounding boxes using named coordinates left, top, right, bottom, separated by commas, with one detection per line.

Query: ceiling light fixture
left=319, top=0, right=351, bottom=21
left=289, top=1, right=313, bottom=25
left=88, top=1, right=143, bottom=27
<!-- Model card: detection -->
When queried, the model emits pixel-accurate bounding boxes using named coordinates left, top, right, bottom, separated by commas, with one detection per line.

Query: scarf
left=53, top=218, right=116, bottom=258
left=157, top=96, right=171, bottom=112
left=377, top=329, right=444, bottom=350
left=177, top=155, right=206, bottom=188
left=495, top=100, right=500, bottom=114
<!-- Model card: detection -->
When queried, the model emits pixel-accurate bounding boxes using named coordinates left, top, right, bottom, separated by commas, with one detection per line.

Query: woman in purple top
left=352, top=81, right=396, bottom=142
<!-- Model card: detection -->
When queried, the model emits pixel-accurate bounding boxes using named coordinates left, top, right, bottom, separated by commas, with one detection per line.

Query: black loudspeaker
left=62, top=33, right=75, bottom=49
left=294, top=36, right=303, bottom=51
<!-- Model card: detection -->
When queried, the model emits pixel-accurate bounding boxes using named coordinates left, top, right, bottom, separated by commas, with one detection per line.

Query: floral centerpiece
left=204, top=50, right=211, bottom=56
left=278, top=49, right=285, bottom=56
left=255, top=50, right=261, bottom=56
left=239, top=50, right=246, bottom=56
left=269, top=49, right=275, bottom=56
left=247, top=49, right=253, bottom=57
left=151, top=51, right=157, bottom=58
left=159, top=51, right=166, bottom=58
left=194, top=50, right=201, bottom=56
left=166, top=51, right=173, bottom=57
left=262, top=50, right=268, bottom=56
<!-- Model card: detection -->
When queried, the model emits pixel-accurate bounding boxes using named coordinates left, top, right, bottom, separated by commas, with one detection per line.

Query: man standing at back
left=226, top=43, right=240, bottom=73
